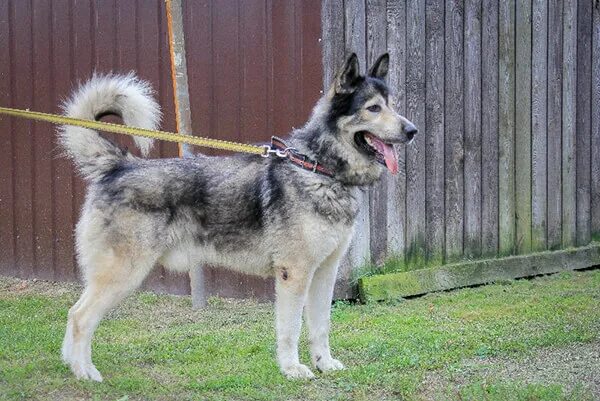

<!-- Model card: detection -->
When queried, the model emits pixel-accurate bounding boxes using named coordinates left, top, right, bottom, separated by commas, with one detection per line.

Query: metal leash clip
left=261, top=145, right=293, bottom=158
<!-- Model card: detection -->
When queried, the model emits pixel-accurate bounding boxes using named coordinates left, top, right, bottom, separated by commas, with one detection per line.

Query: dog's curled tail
left=59, top=73, right=161, bottom=181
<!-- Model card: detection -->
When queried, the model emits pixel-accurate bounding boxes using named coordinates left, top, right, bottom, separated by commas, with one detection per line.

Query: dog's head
left=329, top=53, right=416, bottom=175
left=302, top=53, right=416, bottom=185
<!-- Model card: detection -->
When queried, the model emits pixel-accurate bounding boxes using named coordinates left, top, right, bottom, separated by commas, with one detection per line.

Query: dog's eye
left=367, top=105, right=381, bottom=113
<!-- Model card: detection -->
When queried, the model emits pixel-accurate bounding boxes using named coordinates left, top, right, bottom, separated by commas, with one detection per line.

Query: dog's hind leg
left=304, top=247, right=346, bottom=373
left=62, top=253, right=155, bottom=382
left=275, top=266, right=315, bottom=379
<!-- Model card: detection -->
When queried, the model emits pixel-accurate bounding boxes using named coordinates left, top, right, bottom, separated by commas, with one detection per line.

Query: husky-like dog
left=60, top=53, right=417, bottom=381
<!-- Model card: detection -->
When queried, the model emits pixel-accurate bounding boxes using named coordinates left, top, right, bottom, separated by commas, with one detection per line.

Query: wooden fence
left=2, top=0, right=599, bottom=300
left=324, top=0, right=600, bottom=296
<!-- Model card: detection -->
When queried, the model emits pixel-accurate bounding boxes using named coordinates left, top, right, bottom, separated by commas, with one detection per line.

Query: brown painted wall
left=0, top=0, right=323, bottom=296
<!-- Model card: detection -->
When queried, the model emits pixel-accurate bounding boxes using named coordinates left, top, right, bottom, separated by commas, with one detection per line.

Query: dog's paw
left=281, top=363, right=315, bottom=379
left=315, top=357, right=345, bottom=373
left=71, top=362, right=103, bottom=382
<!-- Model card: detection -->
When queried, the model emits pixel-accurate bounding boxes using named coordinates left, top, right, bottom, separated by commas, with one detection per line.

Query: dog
left=60, top=53, right=417, bottom=381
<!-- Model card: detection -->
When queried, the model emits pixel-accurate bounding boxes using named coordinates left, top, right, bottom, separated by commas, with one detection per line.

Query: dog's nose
left=404, top=124, right=418, bottom=141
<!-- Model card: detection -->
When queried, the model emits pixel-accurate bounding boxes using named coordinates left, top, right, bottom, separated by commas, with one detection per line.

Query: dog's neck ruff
left=269, top=136, right=334, bottom=177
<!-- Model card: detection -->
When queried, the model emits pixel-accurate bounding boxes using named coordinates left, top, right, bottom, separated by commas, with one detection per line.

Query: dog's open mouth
left=355, top=131, right=398, bottom=175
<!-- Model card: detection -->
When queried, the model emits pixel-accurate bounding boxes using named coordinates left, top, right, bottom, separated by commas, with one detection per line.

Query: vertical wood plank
left=464, top=0, right=482, bottom=258
left=425, top=0, right=445, bottom=265
left=515, top=0, right=532, bottom=254
left=321, top=0, right=345, bottom=89
left=547, top=0, right=563, bottom=249
left=406, top=0, right=427, bottom=267
left=240, top=0, right=268, bottom=142
left=385, top=0, right=407, bottom=262
left=498, top=0, right=516, bottom=255
left=272, top=1, right=296, bottom=136
left=444, top=0, right=464, bottom=262
left=322, top=0, right=353, bottom=297
left=51, top=0, right=75, bottom=280
left=94, top=0, right=117, bottom=73
left=562, top=0, right=577, bottom=247
left=481, top=0, right=499, bottom=256
left=299, top=1, right=323, bottom=121
left=592, top=0, right=600, bottom=239
left=345, top=0, right=371, bottom=269
left=12, top=0, right=35, bottom=277
left=292, top=0, right=303, bottom=126
left=0, top=0, right=16, bottom=276
left=32, top=0, right=55, bottom=279
left=71, top=0, right=94, bottom=254
left=183, top=0, right=212, bottom=151
left=531, top=0, right=547, bottom=251
left=72, top=0, right=94, bottom=90
left=213, top=1, right=241, bottom=141
left=576, top=0, right=592, bottom=246
left=115, top=0, right=137, bottom=71
left=367, top=0, right=388, bottom=265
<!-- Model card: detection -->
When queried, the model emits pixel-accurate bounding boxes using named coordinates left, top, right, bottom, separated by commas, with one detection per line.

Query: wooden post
left=165, top=0, right=206, bottom=307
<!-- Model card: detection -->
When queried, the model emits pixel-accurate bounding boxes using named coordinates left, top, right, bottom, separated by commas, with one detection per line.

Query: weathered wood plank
left=321, top=0, right=351, bottom=298
left=321, top=0, right=345, bottom=89
left=562, top=0, right=577, bottom=247
left=344, top=0, right=371, bottom=270
left=463, top=0, right=482, bottom=258
left=515, top=0, right=532, bottom=254
left=531, top=0, right=548, bottom=251
left=498, top=0, right=516, bottom=256
left=481, top=0, right=499, bottom=256
left=547, top=0, right=563, bottom=250
left=367, top=0, right=389, bottom=265
left=385, top=0, right=407, bottom=261
left=593, top=0, right=600, bottom=239
left=425, top=0, right=445, bottom=266
left=444, top=0, right=464, bottom=262
left=359, top=243, right=600, bottom=301
left=576, top=0, right=592, bottom=246
left=405, top=0, right=427, bottom=267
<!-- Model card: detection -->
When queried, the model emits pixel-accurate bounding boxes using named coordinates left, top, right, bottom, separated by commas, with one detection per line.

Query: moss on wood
left=359, top=243, right=600, bottom=302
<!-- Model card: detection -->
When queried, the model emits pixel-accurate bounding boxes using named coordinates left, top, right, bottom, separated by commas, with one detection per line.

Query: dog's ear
left=335, top=53, right=360, bottom=94
left=368, top=53, right=389, bottom=80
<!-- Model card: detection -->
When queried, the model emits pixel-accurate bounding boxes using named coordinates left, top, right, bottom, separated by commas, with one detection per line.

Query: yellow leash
left=0, top=106, right=268, bottom=156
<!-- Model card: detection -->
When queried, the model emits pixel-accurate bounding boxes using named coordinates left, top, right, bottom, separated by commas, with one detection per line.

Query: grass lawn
left=0, top=269, right=599, bottom=401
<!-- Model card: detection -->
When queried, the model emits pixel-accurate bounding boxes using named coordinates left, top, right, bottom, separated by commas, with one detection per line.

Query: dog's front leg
left=275, top=266, right=315, bottom=379
left=304, top=251, right=345, bottom=373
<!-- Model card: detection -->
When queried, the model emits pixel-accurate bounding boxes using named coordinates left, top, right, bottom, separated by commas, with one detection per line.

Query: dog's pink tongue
left=368, top=134, right=398, bottom=175
left=382, top=143, right=398, bottom=175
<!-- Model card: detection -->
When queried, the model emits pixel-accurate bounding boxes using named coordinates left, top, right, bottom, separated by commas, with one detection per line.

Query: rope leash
left=0, top=106, right=268, bottom=156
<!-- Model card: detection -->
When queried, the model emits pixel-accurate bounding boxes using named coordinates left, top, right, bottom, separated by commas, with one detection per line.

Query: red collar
left=269, top=136, right=334, bottom=177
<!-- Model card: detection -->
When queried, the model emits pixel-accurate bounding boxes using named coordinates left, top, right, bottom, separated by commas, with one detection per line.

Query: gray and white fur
left=60, top=54, right=417, bottom=381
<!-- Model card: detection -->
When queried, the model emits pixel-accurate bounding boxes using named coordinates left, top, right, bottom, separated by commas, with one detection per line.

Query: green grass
left=1, top=270, right=599, bottom=401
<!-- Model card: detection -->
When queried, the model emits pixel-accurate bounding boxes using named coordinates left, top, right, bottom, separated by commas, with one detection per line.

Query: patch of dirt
left=0, top=275, right=82, bottom=298
left=420, top=341, right=600, bottom=400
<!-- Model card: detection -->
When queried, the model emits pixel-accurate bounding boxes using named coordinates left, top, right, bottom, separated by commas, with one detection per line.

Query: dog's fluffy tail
left=58, top=73, right=161, bottom=181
